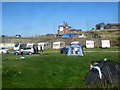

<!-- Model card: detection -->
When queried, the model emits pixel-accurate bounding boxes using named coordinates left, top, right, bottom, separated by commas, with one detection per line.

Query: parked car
left=14, top=47, right=35, bottom=55
left=92, top=34, right=100, bottom=38
left=60, top=47, right=69, bottom=54
left=78, top=34, right=86, bottom=38
left=0, top=47, right=9, bottom=54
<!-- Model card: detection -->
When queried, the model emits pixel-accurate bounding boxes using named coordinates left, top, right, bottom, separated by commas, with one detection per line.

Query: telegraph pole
left=86, top=21, right=89, bottom=31
left=54, top=23, right=55, bottom=34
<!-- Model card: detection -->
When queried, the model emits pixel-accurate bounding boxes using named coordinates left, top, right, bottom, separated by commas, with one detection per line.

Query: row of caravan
left=53, top=40, right=110, bottom=49
left=14, top=42, right=66, bottom=50
left=86, top=40, right=110, bottom=48
left=1, top=40, right=110, bottom=50
left=52, top=40, right=110, bottom=49
left=14, top=42, right=52, bottom=50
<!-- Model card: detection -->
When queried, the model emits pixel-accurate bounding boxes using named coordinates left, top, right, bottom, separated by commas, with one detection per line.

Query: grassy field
left=44, top=47, right=119, bottom=52
left=83, top=47, right=119, bottom=51
left=2, top=51, right=120, bottom=88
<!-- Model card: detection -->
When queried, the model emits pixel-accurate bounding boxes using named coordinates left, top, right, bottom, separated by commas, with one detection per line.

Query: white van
left=86, top=40, right=94, bottom=48
left=0, top=47, right=9, bottom=54
left=101, top=40, right=110, bottom=48
left=14, top=47, right=35, bottom=55
left=38, top=42, right=51, bottom=50
left=53, top=41, right=65, bottom=49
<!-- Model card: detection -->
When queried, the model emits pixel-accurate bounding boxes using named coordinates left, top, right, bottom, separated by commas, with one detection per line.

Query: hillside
left=1, top=29, right=120, bottom=47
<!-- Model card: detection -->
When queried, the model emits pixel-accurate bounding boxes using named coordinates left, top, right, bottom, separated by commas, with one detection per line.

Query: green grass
left=83, top=47, right=119, bottom=51
left=44, top=48, right=60, bottom=51
left=2, top=52, right=120, bottom=88
left=44, top=47, right=120, bottom=51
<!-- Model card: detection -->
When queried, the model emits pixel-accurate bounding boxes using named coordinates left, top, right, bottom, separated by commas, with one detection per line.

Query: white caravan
left=26, top=43, right=34, bottom=47
left=26, top=43, right=38, bottom=50
left=0, top=43, right=4, bottom=49
left=27, top=43, right=38, bottom=47
left=53, top=41, right=65, bottom=49
left=86, top=40, right=94, bottom=48
left=14, top=43, right=27, bottom=50
left=38, top=42, right=51, bottom=50
left=71, top=41, right=80, bottom=44
left=0, top=43, right=14, bottom=49
left=101, top=40, right=110, bottom=48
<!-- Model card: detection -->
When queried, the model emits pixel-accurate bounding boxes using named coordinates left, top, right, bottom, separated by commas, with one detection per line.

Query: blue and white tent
left=67, top=44, right=84, bottom=56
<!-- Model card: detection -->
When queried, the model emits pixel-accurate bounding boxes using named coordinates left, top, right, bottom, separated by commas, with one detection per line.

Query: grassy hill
left=1, top=29, right=120, bottom=47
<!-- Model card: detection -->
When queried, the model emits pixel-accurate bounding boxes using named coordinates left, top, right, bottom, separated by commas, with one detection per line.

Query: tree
left=16, top=34, right=22, bottom=37
left=96, top=24, right=100, bottom=30
left=95, top=22, right=106, bottom=30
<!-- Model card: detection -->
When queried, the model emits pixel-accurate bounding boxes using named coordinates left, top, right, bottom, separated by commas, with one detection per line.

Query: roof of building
left=58, top=22, right=72, bottom=28
left=107, top=23, right=120, bottom=25
left=58, top=25, right=71, bottom=28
